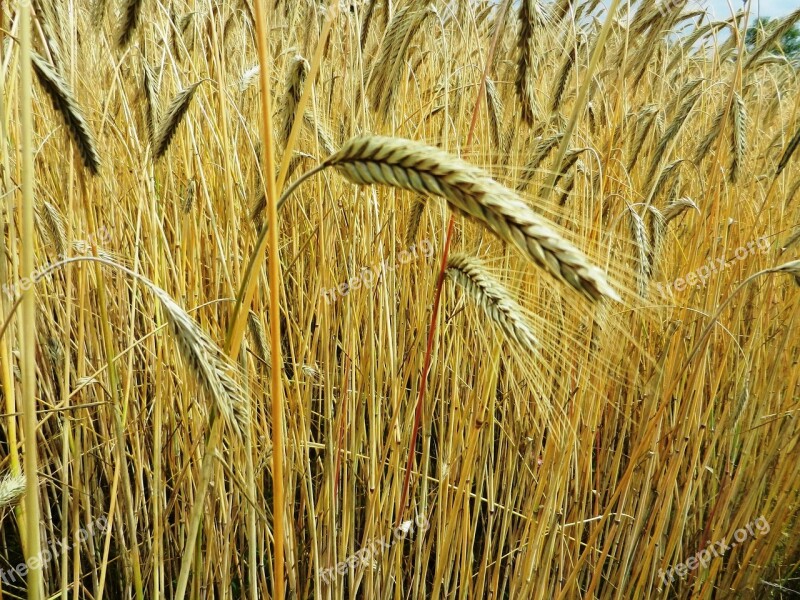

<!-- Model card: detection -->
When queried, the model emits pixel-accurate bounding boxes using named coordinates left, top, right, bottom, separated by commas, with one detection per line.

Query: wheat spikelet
left=325, top=135, right=619, bottom=302
left=92, top=0, right=109, bottom=25
left=780, top=228, right=800, bottom=254
left=182, top=179, right=196, bottom=213
left=730, top=92, right=746, bottom=183
left=446, top=253, right=538, bottom=352
left=150, top=286, right=248, bottom=436
left=777, top=123, right=800, bottom=176
left=303, top=111, right=335, bottom=156
left=406, top=196, right=427, bottom=246
left=39, top=201, right=67, bottom=257
left=551, top=36, right=584, bottom=113
left=517, top=133, right=563, bottom=191
left=361, top=0, right=378, bottom=49
left=238, top=65, right=260, bottom=92
left=31, top=53, right=101, bottom=175
left=694, top=100, right=727, bottom=163
left=662, top=196, right=699, bottom=223
left=366, top=3, right=431, bottom=118
left=627, top=105, right=658, bottom=172
left=628, top=207, right=651, bottom=297
left=277, top=55, right=309, bottom=146
left=0, top=473, right=25, bottom=508
left=485, top=78, right=507, bottom=151
left=646, top=205, right=665, bottom=279
left=153, top=81, right=203, bottom=160
left=646, top=91, right=700, bottom=182
left=142, top=58, right=159, bottom=147
left=515, top=0, right=545, bottom=125
left=247, top=311, right=271, bottom=367
left=116, top=0, right=144, bottom=48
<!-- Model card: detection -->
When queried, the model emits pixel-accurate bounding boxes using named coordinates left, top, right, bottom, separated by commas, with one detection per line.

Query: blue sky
left=701, top=0, right=798, bottom=19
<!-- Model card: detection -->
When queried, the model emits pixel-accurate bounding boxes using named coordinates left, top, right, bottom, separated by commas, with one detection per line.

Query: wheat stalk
left=324, top=135, right=619, bottom=302
left=31, top=52, right=100, bottom=175
left=446, top=253, right=538, bottom=352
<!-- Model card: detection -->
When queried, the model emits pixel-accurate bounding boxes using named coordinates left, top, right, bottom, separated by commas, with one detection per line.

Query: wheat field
left=0, top=0, right=799, bottom=598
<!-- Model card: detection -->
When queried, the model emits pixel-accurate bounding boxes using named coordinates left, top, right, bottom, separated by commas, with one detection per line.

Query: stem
left=19, top=1, right=43, bottom=597
left=396, top=0, right=512, bottom=526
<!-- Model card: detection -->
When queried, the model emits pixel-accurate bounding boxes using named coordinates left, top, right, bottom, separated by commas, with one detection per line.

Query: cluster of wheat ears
left=0, top=0, right=799, bottom=598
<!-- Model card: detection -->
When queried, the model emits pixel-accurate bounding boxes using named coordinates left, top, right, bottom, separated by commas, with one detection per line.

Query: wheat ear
left=142, top=58, right=159, bottom=147
left=116, top=0, right=144, bottom=48
left=662, top=196, right=699, bottom=223
left=31, top=52, right=101, bottom=175
left=515, top=0, right=545, bottom=125
left=277, top=55, right=309, bottom=146
left=153, top=81, right=203, bottom=160
left=730, top=92, right=746, bottom=183
left=777, top=123, right=800, bottom=176
left=0, top=472, right=26, bottom=508
left=446, top=253, right=538, bottom=352
left=406, top=196, right=428, bottom=246
left=39, top=200, right=67, bottom=257
left=324, top=135, right=619, bottom=302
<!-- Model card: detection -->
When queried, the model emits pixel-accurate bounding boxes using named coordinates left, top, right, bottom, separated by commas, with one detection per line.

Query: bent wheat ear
left=0, top=472, right=25, bottom=508
left=31, top=53, right=101, bottom=175
left=325, top=135, right=619, bottom=302
left=446, top=253, right=538, bottom=352
left=662, top=196, right=699, bottom=223
left=153, top=81, right=203, bottom=160
left=150, top=286, right=249, bottom=436
left=777, top=123, right=800, bottom=176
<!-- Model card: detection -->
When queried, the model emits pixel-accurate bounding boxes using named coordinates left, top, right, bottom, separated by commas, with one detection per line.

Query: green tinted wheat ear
left=446, top=253, right=538, bottom=352
left=31, top=53, right=100, bottom=175
left=153, top=81, right=203, bottom=160
left=0, top=473, right=25, bottom=508
left=324, top=135, right=619, bottom=302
